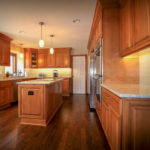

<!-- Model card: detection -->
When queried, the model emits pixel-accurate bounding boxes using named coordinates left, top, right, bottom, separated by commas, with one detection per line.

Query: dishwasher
left=12, top=79, right=22, bottom=103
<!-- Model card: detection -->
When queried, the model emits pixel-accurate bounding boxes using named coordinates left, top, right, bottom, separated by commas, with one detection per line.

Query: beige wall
left=71, top=49, right=88, bottom=55
left=140, top=53, right=150, bottom=85
left=25, top=68, right=72, bottom=78
left=103, top=8, right=139, bottom=84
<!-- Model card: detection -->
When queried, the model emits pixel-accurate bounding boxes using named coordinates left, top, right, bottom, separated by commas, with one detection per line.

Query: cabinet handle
left=28, top=91, right=34, bottom=95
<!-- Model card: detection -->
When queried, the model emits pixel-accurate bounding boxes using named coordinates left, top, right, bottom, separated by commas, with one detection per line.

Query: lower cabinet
left=0, top=81, right=12, bottom=109
left=95, top=87, right=150, bottom=150
left=62, top=78, right=71, bottom=96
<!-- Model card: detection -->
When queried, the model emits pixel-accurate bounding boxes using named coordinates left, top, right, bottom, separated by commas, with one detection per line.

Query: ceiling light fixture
left=39, top=22, right=45, bottom=48
left=49, top=34, right=55, bottom=54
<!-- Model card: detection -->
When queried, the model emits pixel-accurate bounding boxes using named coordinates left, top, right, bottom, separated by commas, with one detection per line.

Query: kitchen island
left=17, top=78, right=63, bottom=126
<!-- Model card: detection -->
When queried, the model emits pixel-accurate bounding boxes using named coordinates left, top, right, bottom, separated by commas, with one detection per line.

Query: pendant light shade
left=39, top=22, right=45, bottom=48
left=50, top=48, right=54, bottom=54
left=39, top=39, right=44, bottom=47
left=49, top=34, right=55, bottom=54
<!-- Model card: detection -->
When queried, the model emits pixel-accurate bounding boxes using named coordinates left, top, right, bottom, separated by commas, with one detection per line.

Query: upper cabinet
left=87, top=0, right=102, bottom=52
left=24, top=48, right=71, bottom=68
left=24, top=48, right=38, bottom=68
left=120, top=0, right=134, bottom=53
left=55, top=48, right=71, bottom=68
left=134, top=0, right=150, bottom=44
left=38, top=49, right=48, bottom=68
left=120, top=0, right=150, bottom=56
left=0, top=33, right=12, bottom=66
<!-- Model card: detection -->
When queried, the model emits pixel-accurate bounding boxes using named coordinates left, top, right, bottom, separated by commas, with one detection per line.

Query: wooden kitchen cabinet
left=95, top=98, right=102, bottom=123
left=120, top=0, right=134, bottom=53
left=47, top=51, right=55, bottom=67
left=99, top=87, right=150, bottom=150
left=55, top=49, right=64, bottom=68
left=87, top=0, right=102, bottom=52
left=0, top=81, right=12, bottom=109
left=120, top=0, right=150, bottom=56
left=55, top=48, right=71, bottom=68
left=38, top=49, right=48, bottom=68
left=24, top=48, right=71, bottom=68
left=134, top=0, right=150, bottom=44
left=0, top=33, right=12, bottom=66
left=62, top=78, right=71, bottom=96
left=24, top=48, right=38, bottom=68
left=122, top=100, right=150, bottom=150
left=18, top=81, right=63, bottom=126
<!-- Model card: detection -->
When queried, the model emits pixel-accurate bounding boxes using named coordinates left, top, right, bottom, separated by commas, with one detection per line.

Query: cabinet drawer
left=102, top=88, right=120, bottom=115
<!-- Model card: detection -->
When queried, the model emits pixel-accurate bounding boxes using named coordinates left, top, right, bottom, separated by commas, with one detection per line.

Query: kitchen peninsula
left=18, top=78, right=63, bottom=126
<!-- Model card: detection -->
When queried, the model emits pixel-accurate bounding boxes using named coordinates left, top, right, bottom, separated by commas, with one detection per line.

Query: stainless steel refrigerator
left=89, top=38, right=103, bottom=109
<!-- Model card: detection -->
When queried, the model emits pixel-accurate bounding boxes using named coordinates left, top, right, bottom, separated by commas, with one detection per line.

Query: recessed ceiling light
left=18, top=30, right=25, bottom=34
left=73, top=19, right=80, bottom=24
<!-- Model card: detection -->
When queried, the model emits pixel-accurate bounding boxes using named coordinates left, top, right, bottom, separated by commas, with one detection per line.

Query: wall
left=24, top=68, right=72, bottom=78
left=103, top=7, right=139, bottom=84
left=0, top=66, right=5, bottom=78
left=140, top=53, right=150, bottom=85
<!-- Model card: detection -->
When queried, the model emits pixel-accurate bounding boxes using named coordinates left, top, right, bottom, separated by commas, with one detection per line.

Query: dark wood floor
left=0, top=95, right=110, bottom=150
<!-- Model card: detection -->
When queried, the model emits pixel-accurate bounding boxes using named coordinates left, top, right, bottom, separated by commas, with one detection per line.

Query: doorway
left=72, top=55, right=87, bottom=94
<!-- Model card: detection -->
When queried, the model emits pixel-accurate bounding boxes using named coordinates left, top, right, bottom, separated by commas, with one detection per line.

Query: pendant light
left=39, top=22, right=45, bottom=47
left=50, top=34, right=54, bottom=54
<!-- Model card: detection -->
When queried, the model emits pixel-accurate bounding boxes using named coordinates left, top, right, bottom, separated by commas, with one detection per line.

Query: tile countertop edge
left=102, top=84, right=150, bottom=99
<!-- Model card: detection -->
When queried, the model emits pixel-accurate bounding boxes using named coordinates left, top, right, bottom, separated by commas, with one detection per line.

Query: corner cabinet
left=0, top=33, right=12, bottom=66
left=120, top=0, right=150, bottom=56
left=95, top=87, right=150, bottom=150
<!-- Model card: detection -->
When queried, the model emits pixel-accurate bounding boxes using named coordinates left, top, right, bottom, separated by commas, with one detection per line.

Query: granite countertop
left=102, top=84, right=150, bottom=98
left=0, top=77, right=37, bottom=82
left=17, top=78, right=65, bottom=85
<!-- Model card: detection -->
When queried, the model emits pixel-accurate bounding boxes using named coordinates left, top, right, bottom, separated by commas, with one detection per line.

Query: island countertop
left=102, top=84, right=150, bottom=98
left=17, top=78, right=66, bottom=85
left=0, top=77, right=37, bottom=82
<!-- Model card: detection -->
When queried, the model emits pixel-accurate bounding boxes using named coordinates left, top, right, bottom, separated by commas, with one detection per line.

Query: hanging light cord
left=41, top=24, right=42, bottom=40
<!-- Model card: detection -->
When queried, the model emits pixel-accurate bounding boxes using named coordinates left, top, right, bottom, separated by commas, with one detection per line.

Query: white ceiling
left=0, top=0, right=97, bottom=52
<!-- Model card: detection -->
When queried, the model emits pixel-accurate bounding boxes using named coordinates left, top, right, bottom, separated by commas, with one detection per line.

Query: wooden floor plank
left=0, top=94, right=110, bottom=150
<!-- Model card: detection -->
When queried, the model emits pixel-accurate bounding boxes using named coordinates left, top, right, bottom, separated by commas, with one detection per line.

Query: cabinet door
left=47, top=53, right=55, bottom=67
left=62, top=79, right=70, bottom=96
left=30, top=49, right=38, bottom=68
left=0, top=82, right=12, bottom=106
left=134, top=0, right=150, bottom=44
left=19, top=86, right=44, bottom=119
left=63, top=49, right=70, bottom=68
left=120, top=0, right=134, bottom=52
left=109, top=108, right=120, bottom=150
left=122, top=101, right=150, bottom=150
left=0, top=39, right=10, bottom=66
left=102, top=102, right=109, bottom=136
left=55, top=50, right=64, bottom=67
left=38, top=53, right=47, bottom=68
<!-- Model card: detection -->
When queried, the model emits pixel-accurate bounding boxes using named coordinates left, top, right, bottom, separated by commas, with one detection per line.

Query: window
left=5, top=53, right=17, bottom=74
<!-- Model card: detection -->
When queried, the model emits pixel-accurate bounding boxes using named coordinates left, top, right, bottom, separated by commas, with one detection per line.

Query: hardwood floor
left=0, top=94, right=110, bottom=150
